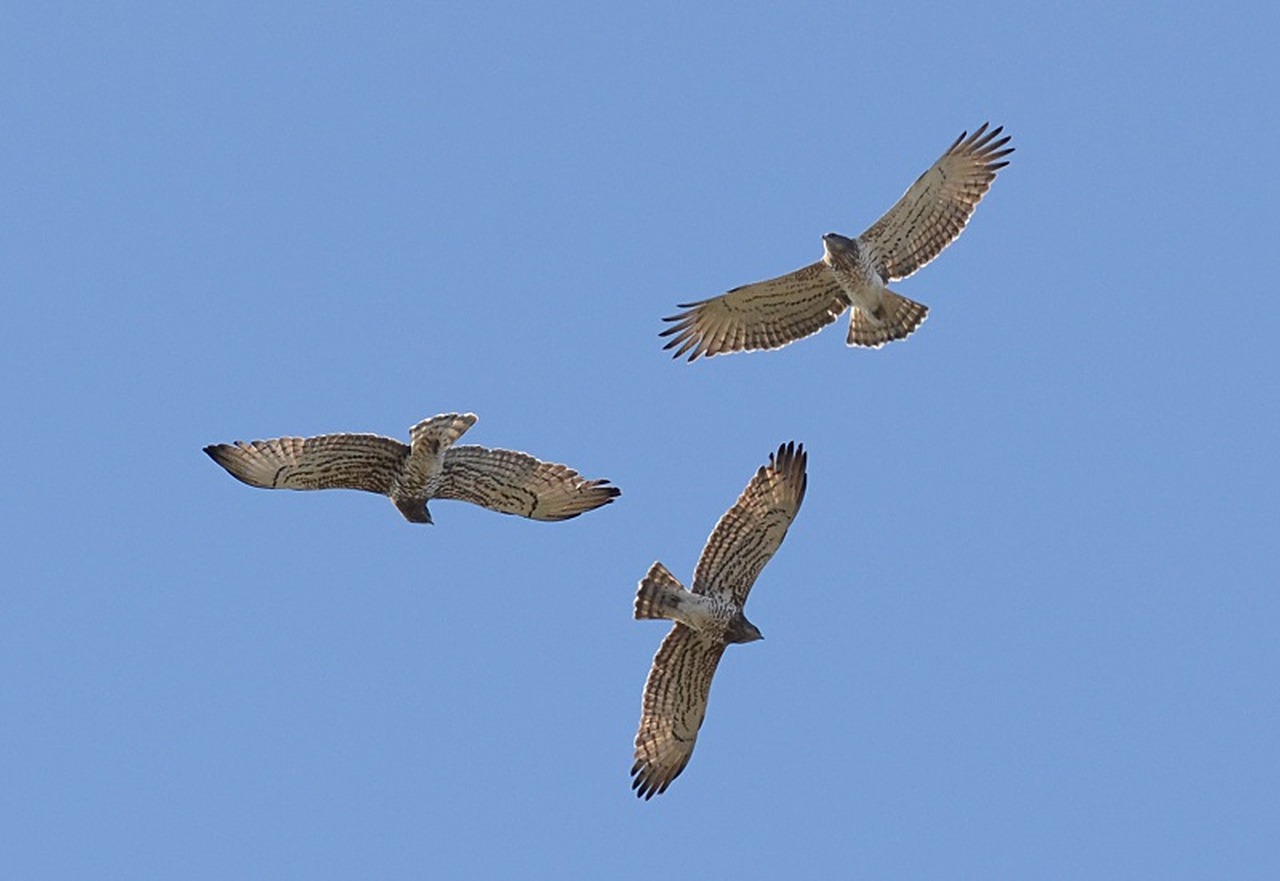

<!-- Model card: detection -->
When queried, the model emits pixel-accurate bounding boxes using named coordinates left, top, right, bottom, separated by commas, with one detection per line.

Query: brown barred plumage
left=660, top=123, right=1012, bottom=359
left=631, top=442, right=807, bottom=799
left=204, top=413, right=619, bottom=525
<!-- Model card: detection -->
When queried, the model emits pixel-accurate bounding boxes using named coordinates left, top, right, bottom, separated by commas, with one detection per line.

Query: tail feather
left=408, top=412, right=477, bottom=456
left=635, top=562, right=688, bottom=620
left=847, top=290, right=928, bottom=348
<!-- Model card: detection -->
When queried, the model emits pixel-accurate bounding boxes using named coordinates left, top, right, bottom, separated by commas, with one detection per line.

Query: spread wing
left=434, top=445, right=619, bottom=520
left=631, top=624, right=726, bottom=800
left=692, top=442, right=807, bottom=606
left=859, top=123, right=1013, bottom=282
left=203, top=433, right=408, bottom=494
left=660, top=262, right=849, bottom=361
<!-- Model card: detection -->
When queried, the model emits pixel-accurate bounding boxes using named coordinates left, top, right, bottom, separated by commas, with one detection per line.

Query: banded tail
left=408, top=412, right=477, bottom=456
left=847, top=290, right=928, bottom=348
left=634, top=562, right=689, bottom=620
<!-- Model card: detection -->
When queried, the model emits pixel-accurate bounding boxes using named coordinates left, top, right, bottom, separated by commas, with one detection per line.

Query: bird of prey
left=660, top=123, right=1013, bottom=360
left=204, top=413, right=619, bottom=524
left=631, top=442, right=807, bottom=799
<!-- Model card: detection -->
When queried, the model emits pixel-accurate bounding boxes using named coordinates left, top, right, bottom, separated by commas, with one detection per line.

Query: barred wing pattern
left=435, top=445, right=620, bottom=521
left=631, top=624, right=726, bottom=800
left=631, top=442, right=808, bottom=798
left=660, top=262, right=849, bottom=361
left=693, top=441, right=808, bottom=607
left=205, top=415, right=619, bottom=525
left=203, top=434, right=408, bottom=494
left=659, top=124, right=1011, bottom=360
left=859, top=123, right=1013, bottom=282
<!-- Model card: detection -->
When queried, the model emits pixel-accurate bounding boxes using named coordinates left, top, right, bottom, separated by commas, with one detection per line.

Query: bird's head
left=727, top=614, right=763, bottom=645
left=822, top=231, right=856, bottom=252
left=396, top=498, right=434, bottom=524
left=822, top=232, right=859, bottom=271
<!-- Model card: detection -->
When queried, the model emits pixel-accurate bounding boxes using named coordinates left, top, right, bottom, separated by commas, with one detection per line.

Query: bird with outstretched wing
left=661, top=123, right=1013, bottom=359
left=631, top=442, right=807, bottom=798
left=204, top=413, right=619, bottom=524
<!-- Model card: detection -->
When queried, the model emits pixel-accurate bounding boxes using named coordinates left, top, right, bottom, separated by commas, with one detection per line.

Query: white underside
left=670, top=591, right=733, bottom=634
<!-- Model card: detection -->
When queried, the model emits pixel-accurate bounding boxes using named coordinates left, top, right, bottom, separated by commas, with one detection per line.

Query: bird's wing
left=858, top=123, right=1013, bottom=282
left=631, top=623, right=726, bottom=800
left=203, top=433, right=408, bottom=494
left=660, top=261, right=848, bottom=361
left=434, top=445, right=619, bottom=520
left=693, top=442, right=807, bottom=606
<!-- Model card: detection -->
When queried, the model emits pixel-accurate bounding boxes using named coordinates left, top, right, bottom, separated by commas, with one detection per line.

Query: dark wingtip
left=590, top=479, right=621, bottom=498
left=773, top=440, right=800, bottom=466
left=770, top=441, right=808, bottom=501
left=630, top=772, right=659, bottom=800
left=203, top=443, right=230, bottom=465
left=659, top=336, right=703, bottom=362
left=553, top=481, right=621, bottom=521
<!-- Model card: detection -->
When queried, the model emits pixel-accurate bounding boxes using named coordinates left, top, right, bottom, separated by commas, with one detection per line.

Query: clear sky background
left=4, top=2, right=1278, bottom=878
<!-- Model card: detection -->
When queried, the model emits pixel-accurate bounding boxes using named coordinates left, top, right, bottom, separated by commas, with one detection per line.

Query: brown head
left=822, top=231, right=858, bottom=259
left=725, top=613, right=763, bottom=644
left=395, top=497, right=434, bottom=524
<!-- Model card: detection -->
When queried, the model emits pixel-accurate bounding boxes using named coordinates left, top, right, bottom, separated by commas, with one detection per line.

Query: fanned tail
left=634, top=562, right=688, bottom=620
left=847, top=290, right=928, bottom=348
left=408, top=412, right=477, bottom=456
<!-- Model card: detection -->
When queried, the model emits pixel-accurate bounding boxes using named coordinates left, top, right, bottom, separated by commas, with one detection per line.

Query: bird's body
left=631, top=442, right=807, bottom=799
left=392, top=413, right=476, bottom=522
left=204, top=413, right=619, bottom=524
left=820, top=232, right=931, bottom=348
left=634, top=562, right=762, bottom=645
left=661, top=123, right=1013, bottom=359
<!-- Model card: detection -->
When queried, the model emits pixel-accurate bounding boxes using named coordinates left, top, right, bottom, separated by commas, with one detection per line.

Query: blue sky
left=3, top=2, right=1278, bottom=877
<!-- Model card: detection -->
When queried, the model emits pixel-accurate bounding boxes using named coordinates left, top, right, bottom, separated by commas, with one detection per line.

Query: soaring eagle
left=631, top=442, right=807, bottom=798
left=661, top=124, right=1013, bottom=359
left=204, top=413, right=619, bottom=524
